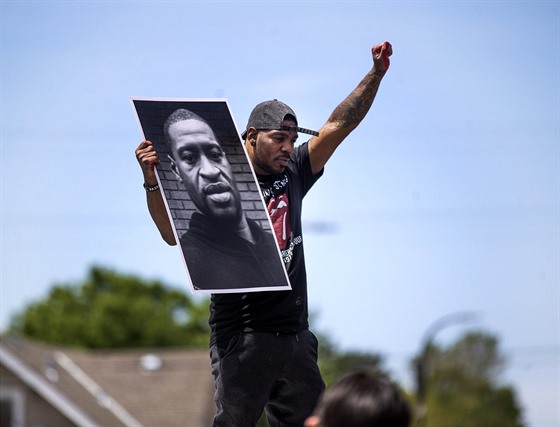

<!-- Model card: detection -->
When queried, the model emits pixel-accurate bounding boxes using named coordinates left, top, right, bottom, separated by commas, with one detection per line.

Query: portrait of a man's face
left=166, top=116, right=242, bottom=224
left=132, top=98, right=291, bottom=294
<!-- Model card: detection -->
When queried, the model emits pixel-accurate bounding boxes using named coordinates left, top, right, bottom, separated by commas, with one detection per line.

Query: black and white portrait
left=132, top=98, right=290, bottom=294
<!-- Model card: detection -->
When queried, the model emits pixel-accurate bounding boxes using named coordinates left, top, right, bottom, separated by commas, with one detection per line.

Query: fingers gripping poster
left=132, top=98, right=291, bottom=294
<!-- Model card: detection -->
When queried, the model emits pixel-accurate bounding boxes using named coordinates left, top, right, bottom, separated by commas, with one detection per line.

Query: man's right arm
left=135, top=140, right=177, bottom=246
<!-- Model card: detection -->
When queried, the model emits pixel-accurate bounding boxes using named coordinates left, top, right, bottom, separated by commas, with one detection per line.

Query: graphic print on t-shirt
left=268, top=193, right=291, bottom=250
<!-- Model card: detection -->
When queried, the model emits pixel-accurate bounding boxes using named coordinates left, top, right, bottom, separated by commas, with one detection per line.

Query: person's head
left=164, top=109, right=242, bottom=224
left=242, top=99, right=317, bottom=176
left=305, top=371, right=412, bottom=427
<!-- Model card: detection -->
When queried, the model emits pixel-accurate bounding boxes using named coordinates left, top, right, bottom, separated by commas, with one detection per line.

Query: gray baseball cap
left=241, top=99, right=319, bottom=140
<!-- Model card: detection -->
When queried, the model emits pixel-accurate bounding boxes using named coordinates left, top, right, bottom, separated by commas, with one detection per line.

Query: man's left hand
left=372, top=41, right=392, bottom=75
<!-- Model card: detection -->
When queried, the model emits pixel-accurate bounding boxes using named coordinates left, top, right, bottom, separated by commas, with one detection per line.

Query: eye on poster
left=131, top=98, right=291, bottom=294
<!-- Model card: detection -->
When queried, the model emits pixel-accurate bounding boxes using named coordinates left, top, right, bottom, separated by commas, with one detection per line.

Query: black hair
left=316, top=371, right=411, bottom=427
left=163, top=108, right=210, bottom=151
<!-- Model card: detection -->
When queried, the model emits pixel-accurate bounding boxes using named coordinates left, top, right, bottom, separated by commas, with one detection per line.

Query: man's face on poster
left=168, top=119, right=242, bottom=222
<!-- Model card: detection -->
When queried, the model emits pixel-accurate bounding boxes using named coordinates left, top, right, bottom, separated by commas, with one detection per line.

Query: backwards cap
left=241, top=99, right=319, bottom=140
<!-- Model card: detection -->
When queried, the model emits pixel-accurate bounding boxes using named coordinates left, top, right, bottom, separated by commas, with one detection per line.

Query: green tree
left=416, top=331, right=524, bottom=427
left=9, top=266, right=210, bottom=348
left=317, top=332, right=387, bottom=387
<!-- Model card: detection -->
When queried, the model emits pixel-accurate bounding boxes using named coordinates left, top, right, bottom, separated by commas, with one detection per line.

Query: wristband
left=143, top=183, right=160, bottom=193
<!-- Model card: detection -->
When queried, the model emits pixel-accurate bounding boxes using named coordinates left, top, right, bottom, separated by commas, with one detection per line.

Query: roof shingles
left=1, top=336, right=215, bottom=427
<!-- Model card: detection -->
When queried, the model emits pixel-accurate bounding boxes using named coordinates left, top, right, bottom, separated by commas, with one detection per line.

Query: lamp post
left=414, top=311, right=480, bottom=427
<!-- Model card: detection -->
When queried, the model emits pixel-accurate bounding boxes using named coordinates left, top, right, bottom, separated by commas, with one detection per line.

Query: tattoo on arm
left=329, top=70, right=382, bottom=129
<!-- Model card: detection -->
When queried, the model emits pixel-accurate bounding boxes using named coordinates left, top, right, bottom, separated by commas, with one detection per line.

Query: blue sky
left=1, top=1, right=558, bottom=426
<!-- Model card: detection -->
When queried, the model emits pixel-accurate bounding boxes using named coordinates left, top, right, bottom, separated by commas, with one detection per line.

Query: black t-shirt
left=209, top=142, right=323, bottom=345
left=180, top=213, right=287, bottom=291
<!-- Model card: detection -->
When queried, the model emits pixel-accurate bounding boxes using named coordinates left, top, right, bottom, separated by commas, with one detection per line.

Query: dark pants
left=210, top=330, right=325, bottom=427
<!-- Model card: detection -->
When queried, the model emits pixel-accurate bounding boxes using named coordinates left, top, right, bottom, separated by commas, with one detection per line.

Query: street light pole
left=414, top=311, right=480, bottom=427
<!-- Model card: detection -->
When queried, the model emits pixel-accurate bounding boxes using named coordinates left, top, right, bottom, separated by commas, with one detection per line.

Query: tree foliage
left=419, top=331, right=524, bottom=427
left=317, top=332, right=387, bottom=387
left=9, top=266, right=210, bottom=348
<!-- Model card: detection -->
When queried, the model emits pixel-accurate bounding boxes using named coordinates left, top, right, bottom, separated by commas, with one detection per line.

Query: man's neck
left=236, top=217, right=256, bottom=244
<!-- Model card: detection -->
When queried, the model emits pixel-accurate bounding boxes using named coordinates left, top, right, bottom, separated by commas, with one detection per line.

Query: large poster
left=132, top=98, right=291, bottom=294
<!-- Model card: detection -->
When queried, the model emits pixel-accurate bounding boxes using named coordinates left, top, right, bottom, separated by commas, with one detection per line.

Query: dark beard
left=254, top=152, right=285, bottom=176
